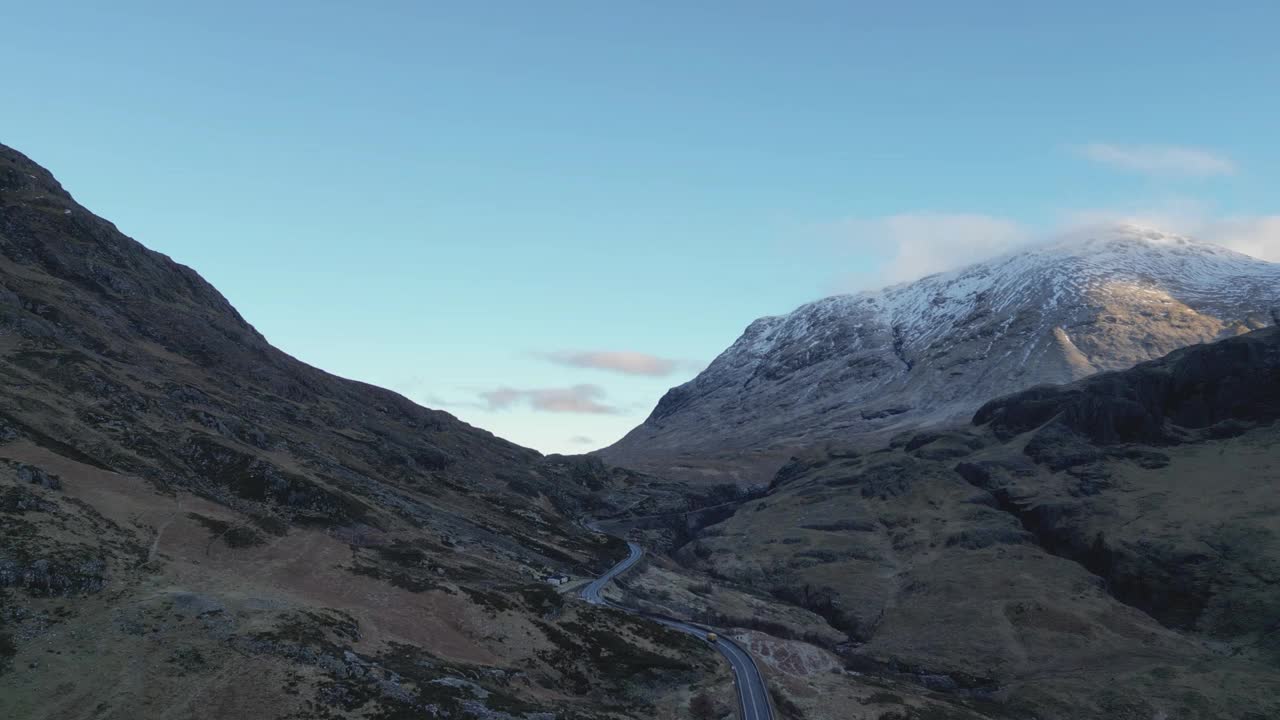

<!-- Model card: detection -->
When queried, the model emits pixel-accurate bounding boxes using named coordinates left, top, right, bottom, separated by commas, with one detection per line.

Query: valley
left=2, top=138, right=1279, bottom=720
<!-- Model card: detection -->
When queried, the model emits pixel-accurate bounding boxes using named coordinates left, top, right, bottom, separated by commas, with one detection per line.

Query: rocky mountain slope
left=670, top=327, right=1280, bottom=719
left=602, top=226, right=1280, bottom=485
left=0, top=143, right=729, bottom=719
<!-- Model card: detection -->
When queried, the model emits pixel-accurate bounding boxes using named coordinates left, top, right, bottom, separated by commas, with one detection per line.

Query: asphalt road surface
left=580, top=538, right=642, bottom=605
left=581, top=527, right=774, bottom=720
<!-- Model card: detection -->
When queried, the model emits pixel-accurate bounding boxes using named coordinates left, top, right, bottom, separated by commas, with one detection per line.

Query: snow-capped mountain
left=601, top=225, right=1280, bottom=484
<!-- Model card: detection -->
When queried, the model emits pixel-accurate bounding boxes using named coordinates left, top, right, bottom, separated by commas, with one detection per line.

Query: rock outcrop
left=975, top=326, right=1280, bottom=444
left=675, top=327, right=1280, bottom=719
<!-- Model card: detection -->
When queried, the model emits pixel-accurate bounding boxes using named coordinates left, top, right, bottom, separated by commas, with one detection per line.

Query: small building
left=545, top=574, right=570, bottom=587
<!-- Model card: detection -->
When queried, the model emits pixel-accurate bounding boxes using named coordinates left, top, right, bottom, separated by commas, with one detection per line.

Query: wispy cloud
left=1198, top=216, right=1280, bottom=262
left=568, top=435, right=595, bottom=445
left=824, top=203, right=1280, bottom=294
left=535, top=350, right=684, bottom=377
left=420, top=393, right=485, bottom=411
left=479, top=384, right=621, bottom=414
left=828, top=213, right=1031, bottom=290
left=1067, top=200, right=1280, bottom=262
left=1076, top=143, right=1236, bottom=177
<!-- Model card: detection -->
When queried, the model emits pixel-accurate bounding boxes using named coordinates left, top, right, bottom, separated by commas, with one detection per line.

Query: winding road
left=581, top=527, right=774, bottom=720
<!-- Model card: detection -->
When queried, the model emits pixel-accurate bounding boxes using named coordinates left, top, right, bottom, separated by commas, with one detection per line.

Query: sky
left=4, top=1, right=1278, bottom=453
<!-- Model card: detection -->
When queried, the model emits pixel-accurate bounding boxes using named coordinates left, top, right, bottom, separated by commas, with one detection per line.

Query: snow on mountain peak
left=603, top=223, right=1280, bottom=484
left=736, top=223, right=1264, bottom=366
left=1039, top=223, right=1245, bottom=260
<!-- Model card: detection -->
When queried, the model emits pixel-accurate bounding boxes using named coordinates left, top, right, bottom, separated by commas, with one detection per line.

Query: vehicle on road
left=705, top=632, right=718, bottom=643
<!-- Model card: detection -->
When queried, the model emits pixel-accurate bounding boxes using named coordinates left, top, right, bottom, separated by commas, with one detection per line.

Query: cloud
left=1185, top=216, right=1280, bottom=262
left=826, top=205, right=1280, bottom=294
left=478, top=388, right=524, bottom=409
left=1207, top=217, right=1280, bottom=261
left=568, top=435, right=595, bottom=445
left=478, top=384, right=621, bottom=414
left=829, top=213, right=1031, bottom=289
left=1066, top=203, right=1280, bottom=262
left=1076, top=143, right=1236, bottom=177
left=421, top=393, right=460, bottom=407
left=536, top=350, right=684, bottom=377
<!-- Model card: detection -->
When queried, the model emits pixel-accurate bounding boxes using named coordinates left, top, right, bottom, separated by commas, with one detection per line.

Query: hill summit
left=602, top=224, right=1280, bottom=484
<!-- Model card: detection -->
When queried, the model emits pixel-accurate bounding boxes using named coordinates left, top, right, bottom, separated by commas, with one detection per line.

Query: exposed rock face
left=602, top=226, right=1280, bottom=484
left=975, top=326, right=1280, bottom=444
left=675, top=327, right=1280, bottom=719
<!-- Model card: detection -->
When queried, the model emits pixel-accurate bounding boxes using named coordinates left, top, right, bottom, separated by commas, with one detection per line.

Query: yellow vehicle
left=705, top=632, right=718, bottom=643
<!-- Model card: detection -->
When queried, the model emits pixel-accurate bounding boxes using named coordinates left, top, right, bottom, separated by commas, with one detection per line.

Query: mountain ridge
left=602, top=224, right=1280, bottom=484
left=0, top=142, right=731, bottom=719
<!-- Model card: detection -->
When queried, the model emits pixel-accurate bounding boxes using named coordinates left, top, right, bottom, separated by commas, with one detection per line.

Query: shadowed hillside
left=0, top=143, right=729, bottom=719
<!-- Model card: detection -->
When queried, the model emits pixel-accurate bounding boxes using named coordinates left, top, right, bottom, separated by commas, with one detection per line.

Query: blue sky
left=4, top=1, right=1277, bottom=453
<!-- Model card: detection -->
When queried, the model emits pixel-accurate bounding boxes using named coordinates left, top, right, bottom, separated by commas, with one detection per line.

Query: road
left=579, top=537, right=642, bottom=604
left=580, top=527, right=774, bottom=720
